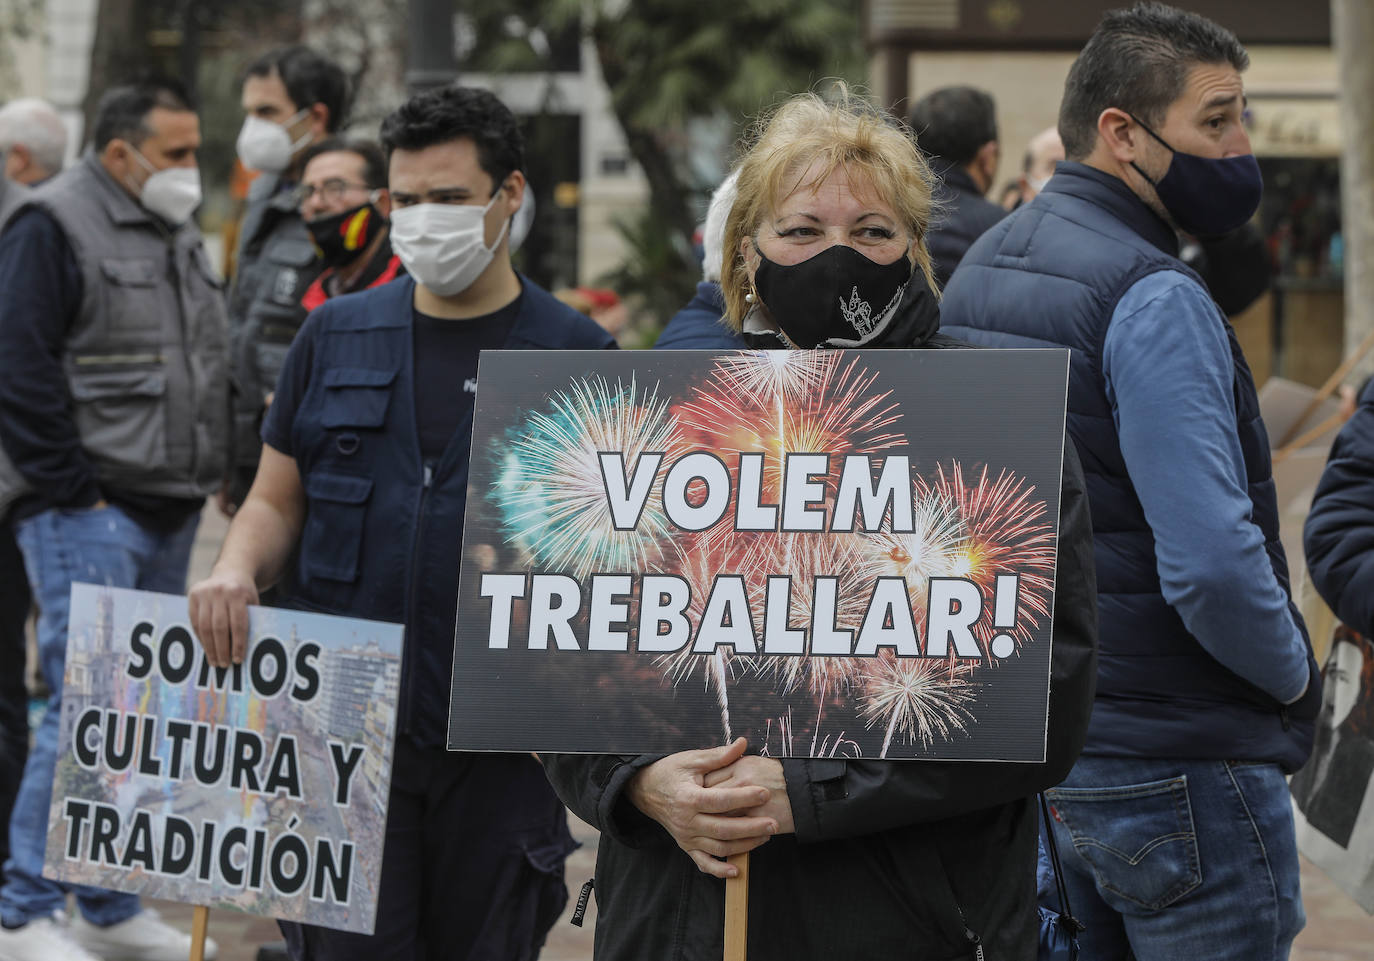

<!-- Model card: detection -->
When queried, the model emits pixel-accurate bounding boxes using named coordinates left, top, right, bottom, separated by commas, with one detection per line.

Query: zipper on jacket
left=570, top=878, right=594, bottom=926
left=168, top=241, right=199, bottom=477
left=951, top=901, right=985, bottom=961
left=1279, top=706, right=1291, bottom=731
left=73, top=353, right=166, bottom=367
left=399, top=459, right=435, bottom=738
left=963, top=927, right=984, bottom=961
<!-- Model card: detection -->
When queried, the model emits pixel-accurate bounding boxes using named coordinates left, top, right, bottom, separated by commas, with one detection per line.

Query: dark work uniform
left=263, top=275, right=614, bottom=961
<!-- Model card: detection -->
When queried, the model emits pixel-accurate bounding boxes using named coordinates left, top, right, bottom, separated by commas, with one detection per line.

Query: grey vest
left=0, top=155, right=229, bottom=515
left=227, top=176, right=322, bottom=478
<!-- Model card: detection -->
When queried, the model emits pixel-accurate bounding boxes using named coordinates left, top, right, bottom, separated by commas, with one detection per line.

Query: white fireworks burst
left=859, top=481, right=968, bottom=589
left=859, top=656, right=978, bottom=757
left=709, top=350, right=838, bottom=407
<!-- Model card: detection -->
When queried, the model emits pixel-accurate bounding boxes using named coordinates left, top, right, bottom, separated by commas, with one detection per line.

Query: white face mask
left=236, top=109, right=312, bottom=174
left=1026, top=173, right=1052, bottom=195
left=389, top=192, right=509, bottom=298
left=129, top=147, right=202, bottom=225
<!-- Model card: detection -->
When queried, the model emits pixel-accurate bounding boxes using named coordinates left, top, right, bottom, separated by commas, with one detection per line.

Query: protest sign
left=450, top=349, right=1068, bottom=761
left=1293, top=624, right=1374, bottom=914
left=46, top=584, right=404, bottom=935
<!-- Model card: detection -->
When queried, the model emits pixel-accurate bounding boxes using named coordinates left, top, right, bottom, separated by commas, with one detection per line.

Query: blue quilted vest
left=279, top=275, right=615, bottom=748
left=941, top=162, right=1318, bottom=771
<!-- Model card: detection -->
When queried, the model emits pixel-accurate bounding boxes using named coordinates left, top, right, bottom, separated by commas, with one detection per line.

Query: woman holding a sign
left=541, top=89, right=1098, bottom=960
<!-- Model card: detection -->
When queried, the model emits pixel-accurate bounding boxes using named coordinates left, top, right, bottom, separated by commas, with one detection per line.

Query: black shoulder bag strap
left=1039, top=793, right=1087, bottom=941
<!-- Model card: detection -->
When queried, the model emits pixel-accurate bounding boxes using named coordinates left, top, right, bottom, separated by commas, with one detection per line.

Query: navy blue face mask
left=1128, top=116, right=1262, bottom=238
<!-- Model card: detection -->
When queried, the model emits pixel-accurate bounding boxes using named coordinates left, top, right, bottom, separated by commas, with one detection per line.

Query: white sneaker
left=70, top=908, right=219, bottom=961
left=0, top=912, right=103, bottom=961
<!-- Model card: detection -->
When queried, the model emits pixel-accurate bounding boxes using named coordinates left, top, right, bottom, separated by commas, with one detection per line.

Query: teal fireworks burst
left=493, top=375, right=683, bottom=578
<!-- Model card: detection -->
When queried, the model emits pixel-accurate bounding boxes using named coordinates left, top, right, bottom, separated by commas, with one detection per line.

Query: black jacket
left=541, top=280, right=1099, bottom=961
left=655, top=282, right=747, bottom=350
left=1305, top=378, right=1374, bottom=637
left=927, top=163, right=1006, bottom=289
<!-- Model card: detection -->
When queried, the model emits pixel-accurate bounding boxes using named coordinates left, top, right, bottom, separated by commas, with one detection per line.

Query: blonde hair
left=721, top=88, right=939, bottom=330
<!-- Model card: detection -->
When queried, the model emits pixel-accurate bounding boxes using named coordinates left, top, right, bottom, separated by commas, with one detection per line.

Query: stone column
left=1335, top=0, right=1374, bottom=379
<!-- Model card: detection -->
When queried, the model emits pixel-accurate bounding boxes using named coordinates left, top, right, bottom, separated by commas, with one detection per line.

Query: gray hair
left=0, top=98, right=68, bottom=175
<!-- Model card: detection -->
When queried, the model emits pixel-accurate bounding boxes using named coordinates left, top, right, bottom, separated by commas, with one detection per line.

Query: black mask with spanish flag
left=306, top=202, right=385, bottom=269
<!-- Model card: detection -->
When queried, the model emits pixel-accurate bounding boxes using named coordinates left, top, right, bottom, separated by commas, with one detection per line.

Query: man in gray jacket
left=225, top=46, right=348, bottom=510
left=0, top=78, right=225, bottom=961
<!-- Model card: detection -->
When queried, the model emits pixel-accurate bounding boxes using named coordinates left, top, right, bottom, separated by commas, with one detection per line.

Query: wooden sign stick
left=190, top=906, right=210, bottom=961
left=1274, top=408, right=1348, bottom=464
left=1276, top=326, right=1374, bottom=449
left=724, top=852, right=750, bottom=961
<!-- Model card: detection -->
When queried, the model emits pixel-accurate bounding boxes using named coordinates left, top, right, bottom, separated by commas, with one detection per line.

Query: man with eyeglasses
left=295, top=138, right=402, bottom=312
left=225, top=46, right=348, bottom=513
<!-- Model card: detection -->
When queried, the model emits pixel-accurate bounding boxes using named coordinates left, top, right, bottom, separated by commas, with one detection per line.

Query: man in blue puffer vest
left=189, top=85, right=615, bottom=961
left=941, top=4, right=1321, bottom=959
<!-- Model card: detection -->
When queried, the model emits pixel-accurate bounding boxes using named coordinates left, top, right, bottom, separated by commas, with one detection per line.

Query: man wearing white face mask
left=0, top=77, right=225, bottom=961
left=188, top=85, right=613, bottom=961
left=225, top=46, right=348, bottom=513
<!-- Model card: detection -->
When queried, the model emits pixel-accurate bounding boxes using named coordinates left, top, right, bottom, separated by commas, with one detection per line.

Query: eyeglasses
left=294, top=179, right=374, bottom=205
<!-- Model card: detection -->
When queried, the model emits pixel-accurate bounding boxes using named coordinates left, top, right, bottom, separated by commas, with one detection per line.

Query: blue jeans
left=0, top=516, right=30, bottom=882
left=1042, top=755, right=1305, bottom=961
left=1, top=504, right=199, bottom=926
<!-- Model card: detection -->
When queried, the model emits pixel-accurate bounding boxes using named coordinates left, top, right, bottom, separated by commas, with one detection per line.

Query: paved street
left=145, top=506, right=1374, bottom=959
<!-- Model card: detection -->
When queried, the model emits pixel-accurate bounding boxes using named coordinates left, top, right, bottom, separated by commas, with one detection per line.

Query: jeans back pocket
left=1045, top=775, right=1202, bottom=911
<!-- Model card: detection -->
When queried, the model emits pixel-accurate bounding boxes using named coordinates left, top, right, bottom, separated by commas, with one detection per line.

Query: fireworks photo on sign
left=450, top=349, right=1068, bottom=761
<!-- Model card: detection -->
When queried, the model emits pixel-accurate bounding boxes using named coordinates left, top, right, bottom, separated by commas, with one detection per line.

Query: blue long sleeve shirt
left=1103, top=269, right=1309, bottom=704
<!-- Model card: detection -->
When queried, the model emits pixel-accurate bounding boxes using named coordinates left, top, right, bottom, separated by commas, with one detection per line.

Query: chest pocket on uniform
left=321, top=367, right=395, bottom=429
left=301, top=472, right=373, bottom=585
left=100, top=258, right=161, bottom=333
left=68, top=365, right=169, bottom=475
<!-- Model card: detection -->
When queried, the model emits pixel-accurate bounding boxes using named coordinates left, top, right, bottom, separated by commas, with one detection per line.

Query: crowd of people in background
left=0, top=2, right=1369, bottom=960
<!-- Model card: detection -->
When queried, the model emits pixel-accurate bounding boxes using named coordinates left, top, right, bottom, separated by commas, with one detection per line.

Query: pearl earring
left=745, top=291, right=755, bottom=304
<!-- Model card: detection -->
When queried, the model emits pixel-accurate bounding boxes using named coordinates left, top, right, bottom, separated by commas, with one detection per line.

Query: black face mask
left=306, top=202, right=385, bottom=268
left=752, top=242, right=913, bottom=348
left=1128, top=116, right=1262, bottom=238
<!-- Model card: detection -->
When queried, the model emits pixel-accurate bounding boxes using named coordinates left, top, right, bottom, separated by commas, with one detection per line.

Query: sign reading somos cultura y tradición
left=46, top=584, right=404, bottom=934
left=449, top=349, right=1069, bottom=762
